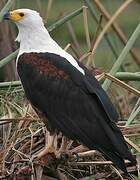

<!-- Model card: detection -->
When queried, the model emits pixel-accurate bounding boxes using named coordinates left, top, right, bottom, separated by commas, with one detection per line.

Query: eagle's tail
left=102, top=149, right=127, bottom=173
left=100, top=147, right=136, bottom=174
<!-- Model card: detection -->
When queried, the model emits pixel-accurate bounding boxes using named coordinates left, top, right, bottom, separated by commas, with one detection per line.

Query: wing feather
left=17, top=52, right=136, bottom=172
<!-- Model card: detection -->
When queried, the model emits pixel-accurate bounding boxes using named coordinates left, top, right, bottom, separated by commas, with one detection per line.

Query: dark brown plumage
left=17, top=52, right=136, bottom=173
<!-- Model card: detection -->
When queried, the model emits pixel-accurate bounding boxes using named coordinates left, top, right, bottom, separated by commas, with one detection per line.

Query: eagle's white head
left=4, top=9, right=44, bottom=28
left=3, top=8, right=85, bottom=74
left=4, top=9, right=48, bottom=43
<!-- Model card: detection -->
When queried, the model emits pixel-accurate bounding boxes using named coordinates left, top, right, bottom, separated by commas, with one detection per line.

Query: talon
left=35, top=146, right=56, bottom=166
left=36, top=132, right=57, bottom=161
left=59, top=152, right=69, bottom=162
left=36, top=146, right=56, bottom=160
left=72, top=152, right=79, bottom=162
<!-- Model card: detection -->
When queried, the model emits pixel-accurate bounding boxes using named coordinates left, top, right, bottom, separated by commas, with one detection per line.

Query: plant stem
left=47, top=7, right=83, bottom=32
left=126, top=106, right=140, bottom=126
left=116, top=72, right=140, bottom=81
left=0, top=49, right=19, bottom=68
left=0, top=72, right=140, bottom=88
left=0, top=0, right=15, bottom=22
left=0, top=81, right=21, bottom=88
left=91, top=0, right=134, bottom=56
left=105, top=73, right=140, bottom=97
left=93, top=0, right=140, bottom=66
left=102, top=21, right=140, bottom=91
left=84, top=0, right=119, bottom=59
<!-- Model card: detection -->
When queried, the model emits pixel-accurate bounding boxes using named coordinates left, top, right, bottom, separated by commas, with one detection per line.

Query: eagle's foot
left=71, top=152, right=79, bottom=162
left=36, top=146, right=57, bottom=166
left=35, top=132, right=58, bottom=165
left=34, top=134, right=79, bottom=165
left=36, top=146, right=56, bottom=159
left=57, top=152, right=79, bottom=163
left=57, top=152, right=69, bottom=162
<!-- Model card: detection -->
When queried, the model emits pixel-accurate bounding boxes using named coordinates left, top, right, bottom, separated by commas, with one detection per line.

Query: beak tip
left=3, top=12, right=10, bottom=20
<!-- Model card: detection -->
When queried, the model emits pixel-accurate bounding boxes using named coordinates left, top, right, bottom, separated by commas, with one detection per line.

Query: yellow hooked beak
left=3, top=10, right=24, bottom=22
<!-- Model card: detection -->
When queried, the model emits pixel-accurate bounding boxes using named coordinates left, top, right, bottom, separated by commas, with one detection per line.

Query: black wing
left=77, top=61, right=119, bottom=122
left=17, top=52, right=136, bottom=172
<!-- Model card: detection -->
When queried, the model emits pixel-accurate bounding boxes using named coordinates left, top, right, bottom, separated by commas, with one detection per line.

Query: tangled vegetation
left=0, top=0, right=140, bottom=179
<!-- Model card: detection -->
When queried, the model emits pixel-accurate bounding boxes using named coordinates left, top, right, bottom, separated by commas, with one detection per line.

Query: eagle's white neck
left=16, top=24, right=85, bottom=75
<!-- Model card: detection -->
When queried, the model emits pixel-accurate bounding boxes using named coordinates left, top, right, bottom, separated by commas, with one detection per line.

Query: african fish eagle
left=4, top=9, right=136, bottom=173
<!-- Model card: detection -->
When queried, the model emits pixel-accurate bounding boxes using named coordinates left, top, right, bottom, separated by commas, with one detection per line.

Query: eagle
left=4, top=9, right=136, bottom=173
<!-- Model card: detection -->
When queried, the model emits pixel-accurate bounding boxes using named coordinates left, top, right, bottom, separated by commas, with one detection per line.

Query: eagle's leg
left=36, top=131, right=57, bottom=159
left=58, top=136, right=69, bottom=154
left=56, top=136, right=74, bottom=161
left=56, top=136, right=68, bottom=158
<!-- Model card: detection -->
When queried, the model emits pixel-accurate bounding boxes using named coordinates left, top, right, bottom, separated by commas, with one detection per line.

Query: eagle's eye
left=19, top=12, right=24, bottom=17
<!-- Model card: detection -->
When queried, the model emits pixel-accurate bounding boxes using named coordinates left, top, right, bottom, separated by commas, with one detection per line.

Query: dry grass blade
left=0, top=117, right=37, bottom=123
left=89, top=14, right=103, bottom=51
left=36, top=0, right=42, bottom=16
left=12, top=147, right=30, bottom=159
left=110, top=166, right=124, bottom=180
left=80, top=15, right=103, bottom=64
left=64, top=43, right=81, bottom=59
left=64, top=43, right=71, bottom=51
left=130, top=98, right=140, bottom=115
left=126, top=105, right=140, bottom=126
left=67, top=21, right=83, bottom=56
left=95, top=72, right=105, bottom=81
left=45, top=0, right=53, bottom=21
left=124, top=137, right=140, bottom=153
left=120, top=124, right=140, bottom=134
left=77, top=150, right=96, bottom=157
left=83, top=6, right=91, bottom=50
left=83, top=5, right=93, bottom=67
left=70, top=160, right=131, bottom=165
left=79, top=52, right=91, bottom=62
left=87, top=15, right=103, bottom=67
left=105, top=73, right=140, bottom=97
left=126, top=98, right=140, bottom=126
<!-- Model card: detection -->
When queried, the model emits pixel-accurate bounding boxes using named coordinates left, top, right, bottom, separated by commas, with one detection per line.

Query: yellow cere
left=10, top=11, right=24, bottom=22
